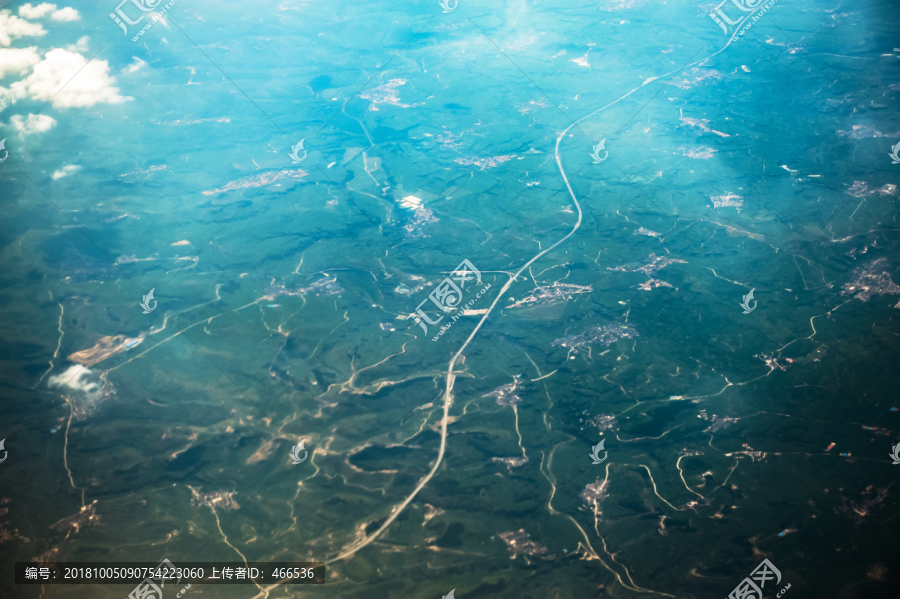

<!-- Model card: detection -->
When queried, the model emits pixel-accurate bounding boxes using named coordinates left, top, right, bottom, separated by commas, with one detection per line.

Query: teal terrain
left=1, top=0, right=899, bottom=598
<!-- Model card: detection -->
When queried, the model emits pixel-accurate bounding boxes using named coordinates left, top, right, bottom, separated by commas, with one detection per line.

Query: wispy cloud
left=8, top=113, right=56, bottom=134
left=52, top=164, right=81, bottom=179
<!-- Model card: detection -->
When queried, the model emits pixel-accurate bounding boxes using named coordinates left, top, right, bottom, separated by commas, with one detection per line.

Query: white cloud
left=10, top=49, right=130, bottom=108
left=48, top=365, right=105, bottom=408
left=52, top=164, right=80, bottom=179
left=66, top=35, right=89, bottom=53
left=0, top=85, right=12, bottom=111
left=48, top=365, right=97, bottom=393
left=17, top=3, right=79, bottom=21
left=0, top=46, right=41, bottom=78
left=122, top=56, right=147, bottom=74
left=9, top=113, right=57, bottom=134
left=19, top=3, right=57, bottom=19
left=0, top=12, right=47, bottom=46
left=51, top=7, right=79, bottom=21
